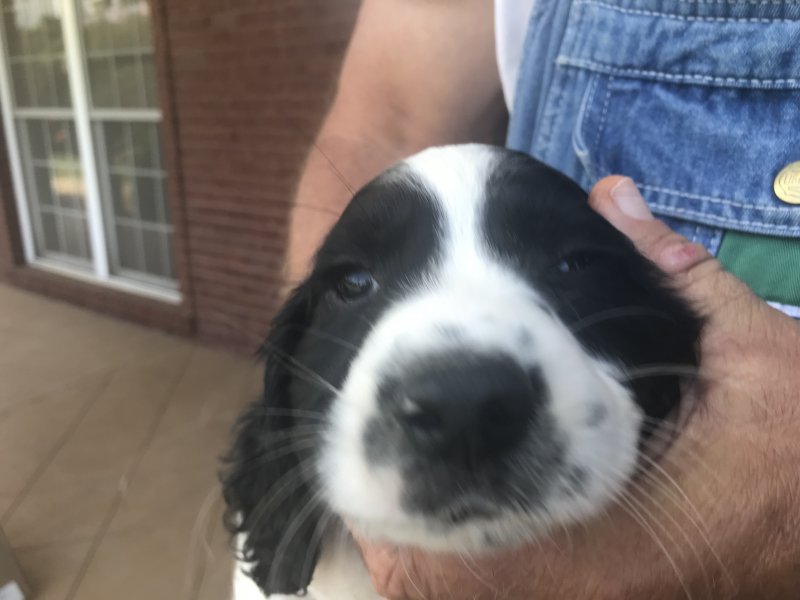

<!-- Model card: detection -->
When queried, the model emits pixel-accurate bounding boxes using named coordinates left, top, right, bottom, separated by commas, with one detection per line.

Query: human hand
left=353, top=176, right=800, bottom=600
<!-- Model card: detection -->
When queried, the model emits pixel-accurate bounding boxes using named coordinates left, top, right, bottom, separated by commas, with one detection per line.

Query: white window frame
left=0, top=0, right=179, bottom=304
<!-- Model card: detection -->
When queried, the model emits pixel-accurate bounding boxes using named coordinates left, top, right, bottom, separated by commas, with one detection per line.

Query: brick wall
left=159, top=0, right=361, bottom=352
left=0, top=0, right=361, bottom=353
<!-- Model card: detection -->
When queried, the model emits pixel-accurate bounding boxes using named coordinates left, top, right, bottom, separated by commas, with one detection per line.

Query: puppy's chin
left=326, top=414, right=643, bottom=554
left=341, top=477, right=624, bottom=553
left=336, top=480, right=628, bottom=553
left=346, top=512, right=547, bottom=553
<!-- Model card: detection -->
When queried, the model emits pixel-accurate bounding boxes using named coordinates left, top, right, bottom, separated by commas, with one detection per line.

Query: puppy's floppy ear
left=222, top=283, right=324, bottom=596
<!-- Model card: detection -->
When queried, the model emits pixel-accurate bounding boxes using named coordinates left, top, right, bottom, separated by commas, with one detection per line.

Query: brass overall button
left=774, top=161, right=800, bottom=205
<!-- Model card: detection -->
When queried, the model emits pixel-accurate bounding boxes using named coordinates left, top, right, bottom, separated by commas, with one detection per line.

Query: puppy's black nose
left=396, top=355, right=542, bottom=466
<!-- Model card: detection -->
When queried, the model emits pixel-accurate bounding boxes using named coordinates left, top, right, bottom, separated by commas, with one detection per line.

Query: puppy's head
left=223, top=145, right=702, bottom=595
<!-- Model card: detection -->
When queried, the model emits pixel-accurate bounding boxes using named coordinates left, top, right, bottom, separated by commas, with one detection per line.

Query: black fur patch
left=482, top=151, right=702, bottom=434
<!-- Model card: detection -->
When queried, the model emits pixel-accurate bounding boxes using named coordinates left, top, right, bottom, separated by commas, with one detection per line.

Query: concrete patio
left=0, top=283, right=261, bottom=599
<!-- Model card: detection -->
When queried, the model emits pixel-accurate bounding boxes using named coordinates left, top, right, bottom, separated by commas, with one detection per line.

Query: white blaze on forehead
left=404, top=144, right=499, bottom=268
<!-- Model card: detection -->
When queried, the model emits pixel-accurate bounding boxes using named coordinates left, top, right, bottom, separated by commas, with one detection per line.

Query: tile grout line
left=64, top=349, right=196, bottom=600
left=12, top=535, right=98, bottom=553
left=0, top=371, right=117, bottom=527
left=187, top=355, right=261, bottom=599
left=188, top=358, right=260, bottom=599
left=0, top=340, right=178, bottom=421
left=0, top=365, right=119, bottom=421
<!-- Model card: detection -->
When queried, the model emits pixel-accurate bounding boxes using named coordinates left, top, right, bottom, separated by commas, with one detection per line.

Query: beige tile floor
left=0, top=284, right=261, bottom=599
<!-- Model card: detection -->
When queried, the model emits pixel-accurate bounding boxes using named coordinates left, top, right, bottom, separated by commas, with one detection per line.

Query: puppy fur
left=222, top=145, right=702, bottom=599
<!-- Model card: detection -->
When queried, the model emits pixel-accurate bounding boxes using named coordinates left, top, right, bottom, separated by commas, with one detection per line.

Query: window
left=0, top=0, right=176, bottom=298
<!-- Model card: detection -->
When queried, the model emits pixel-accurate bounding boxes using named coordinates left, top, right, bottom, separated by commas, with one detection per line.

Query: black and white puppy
left=222, top=145, right=703, bottom=599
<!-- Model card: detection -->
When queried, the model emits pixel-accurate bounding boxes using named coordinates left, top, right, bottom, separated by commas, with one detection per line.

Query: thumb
left=588, top=176, right=711, bottom=275
left=588, top=176, right=752, bottom=315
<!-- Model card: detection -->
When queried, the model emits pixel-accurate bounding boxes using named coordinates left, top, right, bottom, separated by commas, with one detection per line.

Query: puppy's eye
left=335, top=270, right=376, bottom=301
left=557, top=253, right=595, bottom=274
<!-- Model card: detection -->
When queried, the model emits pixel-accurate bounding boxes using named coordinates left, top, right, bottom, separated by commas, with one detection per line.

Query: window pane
left=28, top=59, right=50, bottom=106
left=87, top=56, right=115, bottom=107
left=94, top=118, right=172, bottom=282
left=113, top=13, right=139, bottom=50
left=136, top=176, right=160, bottom=222
left=142, top=228, right=168, bottom=278
left=54, top=166, right=84, bottom=210
left=82, top=10, right=110, bottom=51
left=1, top=0, right=68, bottom=108
left=101, top=121, right=132, bottom=168
left=24, top=120, right=47, bottom=160
left=10, top=63, right=30, bottom=105
left=114, top=54, right=145, bottom=108
left=17, top=119, right=90, bottom=266
left=49, top=120, right=77, bottom=162
left=110, top=173, right=137, bottom=219
left=135, top=173, right=169, bottom=225
left=39, top=210, right=59, bottom=253
left=130, top=122, right=157, bottom=169
left=62, top=214, right=90, bottom=259
left=81, top=0, right=157, bottom=109
left=115, top=223, right=140, bottom=271
left=135, top=10, right=151, bottom=47
left=33, top=165, right=53, bottom=206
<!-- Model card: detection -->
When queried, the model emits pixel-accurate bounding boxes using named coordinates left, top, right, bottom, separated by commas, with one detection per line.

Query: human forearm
left=283, top=125, right=409, bottom=287
left=283, top=0, right=507, bottom=288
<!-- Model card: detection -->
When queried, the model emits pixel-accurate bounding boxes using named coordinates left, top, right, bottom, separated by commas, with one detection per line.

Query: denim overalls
left=506, top=0, right=800, bottom=314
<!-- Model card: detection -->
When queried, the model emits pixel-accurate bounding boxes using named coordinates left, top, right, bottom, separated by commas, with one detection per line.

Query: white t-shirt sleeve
left=495, top=0, right=537, bottom=111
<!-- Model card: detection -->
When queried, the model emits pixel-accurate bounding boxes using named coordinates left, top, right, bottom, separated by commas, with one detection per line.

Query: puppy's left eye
left=335, top=270, right=377, bottom=301
left=556, top=253, right=595, bottom=274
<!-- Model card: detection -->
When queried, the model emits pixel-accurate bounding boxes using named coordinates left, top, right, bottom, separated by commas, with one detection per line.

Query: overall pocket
left=562, top=0, right=800, bottom=238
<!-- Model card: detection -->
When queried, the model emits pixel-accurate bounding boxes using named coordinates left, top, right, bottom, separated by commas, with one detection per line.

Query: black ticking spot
left=586, top=403, right=608, bottom=427
left=516, top=328, right=533, bottom=349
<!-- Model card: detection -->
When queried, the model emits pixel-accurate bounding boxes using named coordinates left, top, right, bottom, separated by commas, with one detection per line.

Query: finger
left=588, top=176, right=711, bottom=276
left=588, top=177, right=753, bottom=315
left=348, top=531, right=412, bottom=599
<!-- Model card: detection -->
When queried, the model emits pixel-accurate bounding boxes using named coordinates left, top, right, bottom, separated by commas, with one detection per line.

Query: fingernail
left=610, top=178, right=653, bottom=220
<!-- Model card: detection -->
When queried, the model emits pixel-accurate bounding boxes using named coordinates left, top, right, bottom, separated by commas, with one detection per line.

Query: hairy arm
left=285, top=0, right=508, bottom=287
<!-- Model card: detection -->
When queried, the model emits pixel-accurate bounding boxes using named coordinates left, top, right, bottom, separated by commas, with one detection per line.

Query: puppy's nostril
left=402, top=400, right=445, bottom=433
